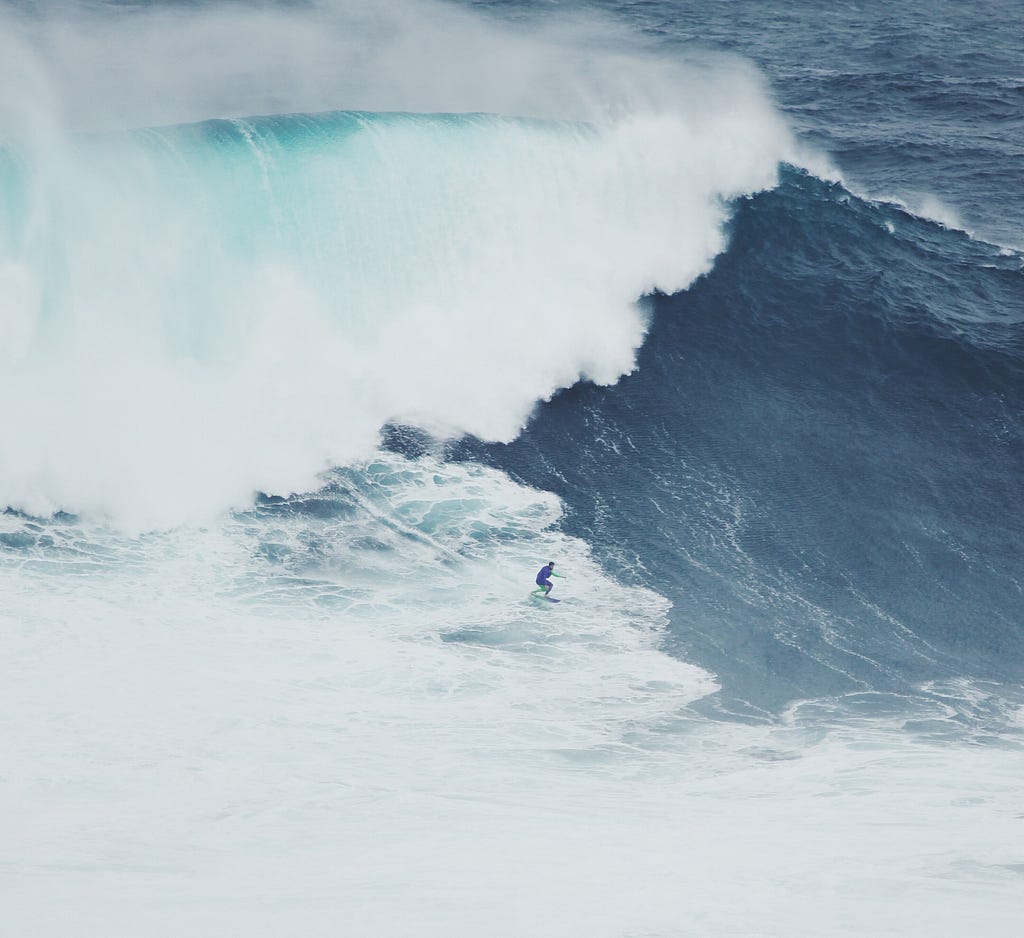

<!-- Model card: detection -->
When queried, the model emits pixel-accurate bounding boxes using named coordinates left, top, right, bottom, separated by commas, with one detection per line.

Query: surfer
left=534, top=561, right=560, bottom=597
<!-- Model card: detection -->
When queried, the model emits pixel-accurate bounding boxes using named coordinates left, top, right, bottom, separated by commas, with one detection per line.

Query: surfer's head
left=548, top=561, right=555, bottom=568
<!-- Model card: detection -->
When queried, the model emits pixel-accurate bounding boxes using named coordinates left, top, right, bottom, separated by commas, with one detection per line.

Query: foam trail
left=0, top=3, right=797, bottom=527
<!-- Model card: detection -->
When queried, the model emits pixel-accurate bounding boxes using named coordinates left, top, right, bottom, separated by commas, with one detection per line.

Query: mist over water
left=0, top=0, right=790, bottom=130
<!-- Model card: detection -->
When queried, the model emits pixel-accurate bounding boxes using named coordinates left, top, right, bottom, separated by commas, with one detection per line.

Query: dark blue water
left=446, top=0, right=1024, bottom=719
left=451, top=168, right=1023, bottom=718
left=557, top=0, right=1024, bottom=247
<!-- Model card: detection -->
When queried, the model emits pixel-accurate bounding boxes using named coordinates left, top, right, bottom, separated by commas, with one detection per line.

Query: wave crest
left=0, top=7, right=795, bottom=527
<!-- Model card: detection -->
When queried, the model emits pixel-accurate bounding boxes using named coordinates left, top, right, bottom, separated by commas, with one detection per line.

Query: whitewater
left=0, top=102, right=787, bottom=525
left=2, top=1, right=1023, bottom=935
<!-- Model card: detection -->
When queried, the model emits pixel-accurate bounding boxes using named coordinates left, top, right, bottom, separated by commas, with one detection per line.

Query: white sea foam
left=2, top=455, right=1021, bottom=936
left=0, top=1, right=797, bottom=528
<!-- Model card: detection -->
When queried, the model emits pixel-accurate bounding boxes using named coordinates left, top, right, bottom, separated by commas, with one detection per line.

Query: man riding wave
left=534, top=561, right=563, bottom=598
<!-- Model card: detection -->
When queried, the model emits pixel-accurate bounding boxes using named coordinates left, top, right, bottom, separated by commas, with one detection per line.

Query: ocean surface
left=2, top=1, right=1022, bottom=934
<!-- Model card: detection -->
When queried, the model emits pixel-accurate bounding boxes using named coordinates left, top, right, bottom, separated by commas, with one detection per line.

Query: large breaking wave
left=457, top=166, right=1024, bottom=716
left=0, top=3, right=797, bottom=527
